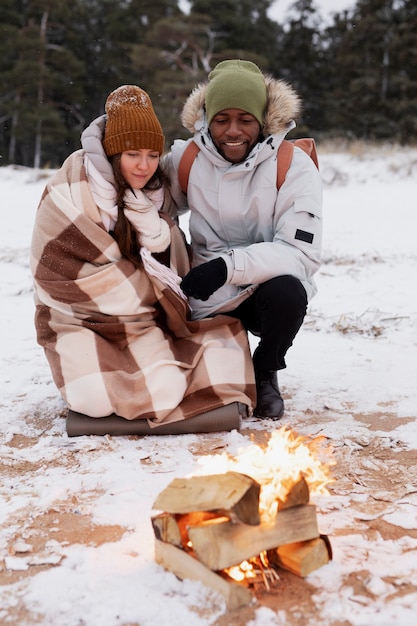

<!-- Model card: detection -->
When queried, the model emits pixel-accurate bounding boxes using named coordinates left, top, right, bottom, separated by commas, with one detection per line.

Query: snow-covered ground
left=1, top=144, right=417, bottom=625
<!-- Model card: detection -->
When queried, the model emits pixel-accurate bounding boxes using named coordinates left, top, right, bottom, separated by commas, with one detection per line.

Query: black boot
left=254, top=368, right=284, bottom=419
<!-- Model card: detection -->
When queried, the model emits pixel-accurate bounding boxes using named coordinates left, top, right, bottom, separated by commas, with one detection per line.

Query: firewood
left=176, top=512, right=228, bottom=546
left=152, top=472, right=260, bottom=525
left=270, top=536, right=331, bottom=577
left=151, top=511, right=224, bottom=547
left=277, top=473, right=310, bottom=510
left=188, top=504, right=319, bottom=571
left=154, top=539, right=253, bottom=610
left=151, top=513, right=182, bottom=547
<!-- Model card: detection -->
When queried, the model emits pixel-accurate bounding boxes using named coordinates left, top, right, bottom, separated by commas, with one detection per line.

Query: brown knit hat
left=103, top=85, right=165, bottom=156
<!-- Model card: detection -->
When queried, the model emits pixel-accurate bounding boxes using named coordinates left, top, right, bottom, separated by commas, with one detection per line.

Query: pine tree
left=389, top=0, right=417, bottom=141
left=323, top=0, right=411, bottom=141
left=275, top=0, right=326, bottom=136
left=0, top=0, right=84, bottom=167
left=189, top=0, right=281, bottom=69
left=2, top=0, right=416, bottom=166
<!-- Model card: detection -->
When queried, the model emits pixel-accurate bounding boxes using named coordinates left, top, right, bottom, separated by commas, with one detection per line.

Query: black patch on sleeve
left=295, top=229, right=314, bottom=244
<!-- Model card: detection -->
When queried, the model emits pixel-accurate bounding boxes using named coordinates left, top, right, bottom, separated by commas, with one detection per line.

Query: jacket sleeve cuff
left=138, top=217, right=171, bottom=253
left=222, top=253, right=234, bottom=282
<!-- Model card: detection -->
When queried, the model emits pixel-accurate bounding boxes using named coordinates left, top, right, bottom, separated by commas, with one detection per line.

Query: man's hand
left=181, top=258, right=227, bottom=301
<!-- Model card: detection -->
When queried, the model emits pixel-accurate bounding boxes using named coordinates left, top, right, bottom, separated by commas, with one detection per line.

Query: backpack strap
left=276, top=138, right=319, bottom=189
left=293, top=137, right=319, bottom=169
left=178, top=137, right=319, bottom=194
left=178, top=141, right=200, bottom=194
left=276, top=140, right=295, bottom=190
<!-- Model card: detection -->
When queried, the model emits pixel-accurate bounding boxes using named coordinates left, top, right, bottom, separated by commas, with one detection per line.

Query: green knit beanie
left=205, top=60, right=267, bottom=126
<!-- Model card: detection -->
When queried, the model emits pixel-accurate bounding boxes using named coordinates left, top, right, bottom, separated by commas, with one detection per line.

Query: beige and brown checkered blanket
left=30, top=151, right=255, bottom=426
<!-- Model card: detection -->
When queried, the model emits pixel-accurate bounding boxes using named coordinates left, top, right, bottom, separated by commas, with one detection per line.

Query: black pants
left=226, top=275, right=308, bottom=371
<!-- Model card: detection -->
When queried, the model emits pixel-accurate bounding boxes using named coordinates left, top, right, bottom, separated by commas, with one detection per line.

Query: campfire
left=151, top=427, right=334, bottom=610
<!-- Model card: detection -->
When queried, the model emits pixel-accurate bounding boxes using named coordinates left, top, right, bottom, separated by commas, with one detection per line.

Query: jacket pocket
left=293, top=196, right=321, bottom=220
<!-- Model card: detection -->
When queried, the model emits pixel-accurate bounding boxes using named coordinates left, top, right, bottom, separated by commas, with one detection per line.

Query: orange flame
left=196, top=426, right=335, bottom=523
left=225, top=559, right=257, bottom=582
left=225, top=552, right=279, bottom=589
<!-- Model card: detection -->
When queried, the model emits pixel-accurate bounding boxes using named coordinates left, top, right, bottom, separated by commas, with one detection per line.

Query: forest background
left=1, top=0, right=416, bottom=169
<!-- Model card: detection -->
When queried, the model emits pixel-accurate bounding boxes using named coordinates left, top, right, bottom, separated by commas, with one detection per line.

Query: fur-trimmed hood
left=181, top=73, right=302, bottom=137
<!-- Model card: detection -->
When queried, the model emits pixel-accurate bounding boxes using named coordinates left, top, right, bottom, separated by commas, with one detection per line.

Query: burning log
left=152, top=511, right=225, bottom=547
left=269, top=536, right=332, bottom=578
left=277, top=473, right=310, bottom=510
left=187, top=504, right=319, bottom=571
left=152, top=512, right=182, bottom=547
left=153, top=471, right=260, bottom=525
left=154, top=539, right=253, bottom=610
left=152, top=468, right=332, bottom=608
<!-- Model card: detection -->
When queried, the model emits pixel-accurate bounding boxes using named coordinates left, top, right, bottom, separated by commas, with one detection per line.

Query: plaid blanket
left=30, top=151, right=255, bottom=425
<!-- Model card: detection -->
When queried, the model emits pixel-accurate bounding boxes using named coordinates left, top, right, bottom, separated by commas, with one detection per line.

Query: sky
left=1, top=145, right=417, bottom=625
left=268, top=0, right=355, bottom=22
left=178, top=0, right=356, bottom=24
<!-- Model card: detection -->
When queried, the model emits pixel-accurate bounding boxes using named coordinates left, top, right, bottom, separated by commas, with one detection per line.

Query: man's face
left=209, top=109, right=262, bottom=163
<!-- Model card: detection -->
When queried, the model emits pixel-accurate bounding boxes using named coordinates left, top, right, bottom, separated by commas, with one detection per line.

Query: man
left=165, top=60, right=322, bottom=419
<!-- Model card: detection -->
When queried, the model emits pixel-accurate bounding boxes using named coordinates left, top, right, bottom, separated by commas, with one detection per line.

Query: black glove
left=181, top=258, right=227, bottom=301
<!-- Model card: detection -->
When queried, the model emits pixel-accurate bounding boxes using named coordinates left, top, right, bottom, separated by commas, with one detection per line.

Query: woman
left=30, top=85, right=255, bottom=434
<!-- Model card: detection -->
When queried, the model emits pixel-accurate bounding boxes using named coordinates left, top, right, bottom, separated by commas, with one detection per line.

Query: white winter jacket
left=164, top=75, right=323, bottom=320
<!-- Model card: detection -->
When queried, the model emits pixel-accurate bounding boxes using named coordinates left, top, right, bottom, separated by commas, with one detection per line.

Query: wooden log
left=277, top=473, right=310, bottom=510
left=154, top=539, right=254, bottom=610
left=151, top=511, right=224, bottom=547
left=152, top=472, right=260, bottom=525
left=176, top=512, right=228, bottom=546
left=188, top=504, right=319, bottom=571
left=151, top=513, right=182, bottom=547
left=269, top=536, right=332, bottom=578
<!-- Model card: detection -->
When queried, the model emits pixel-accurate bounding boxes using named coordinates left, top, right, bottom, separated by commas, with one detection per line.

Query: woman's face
left=120, top=149, right=159, bottom=189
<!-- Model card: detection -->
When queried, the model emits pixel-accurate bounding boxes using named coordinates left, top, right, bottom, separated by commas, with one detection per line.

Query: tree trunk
left=34, top=11, right=49, bottom=169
